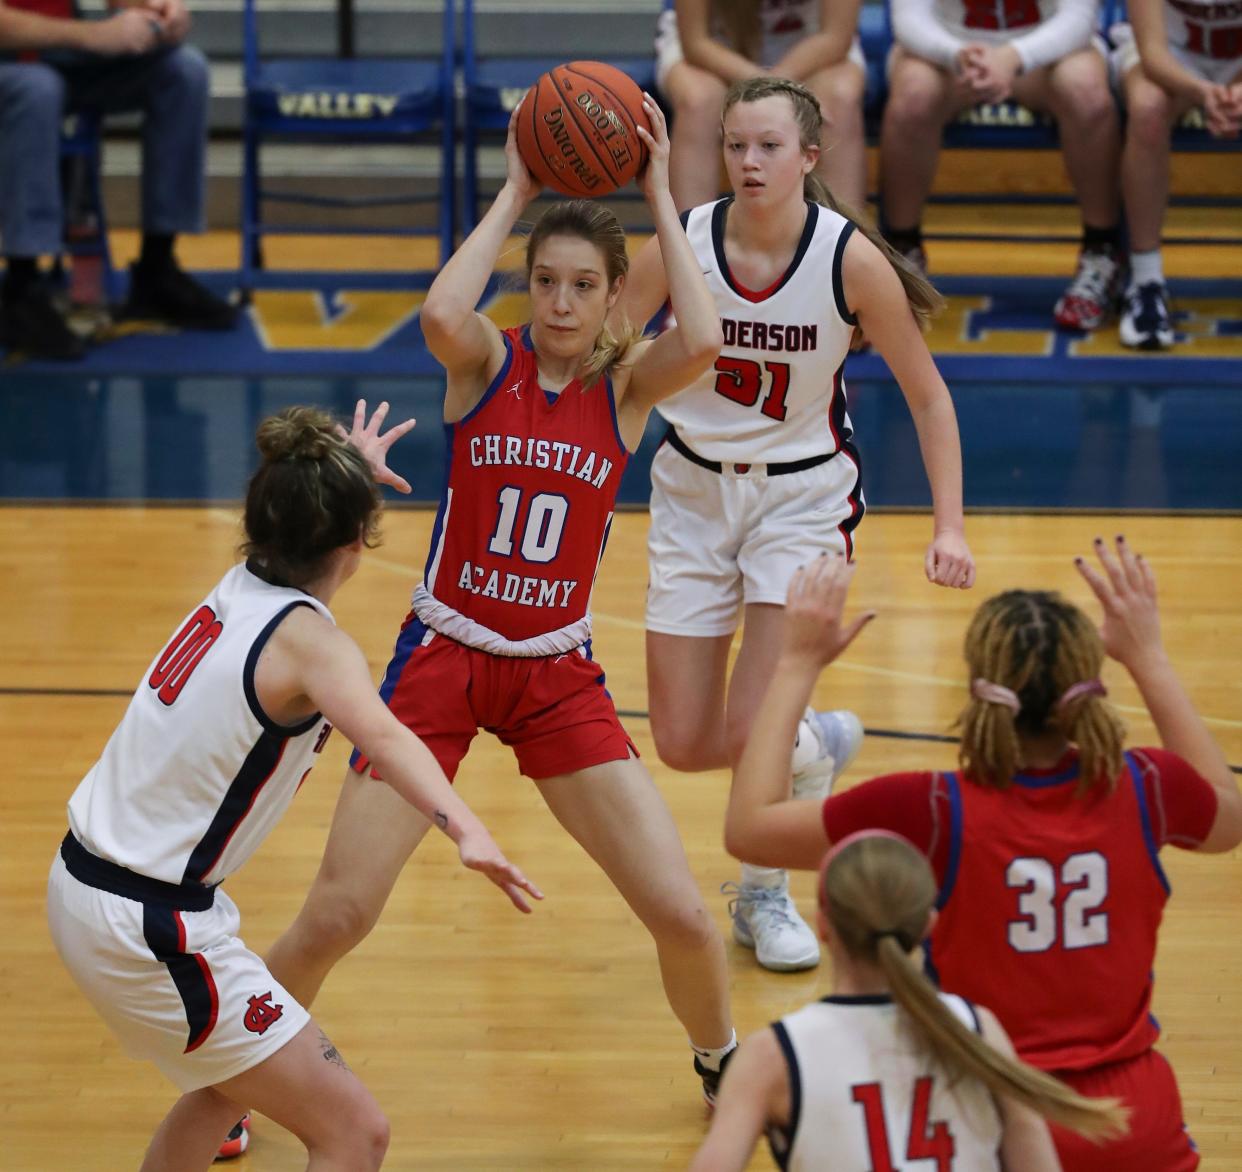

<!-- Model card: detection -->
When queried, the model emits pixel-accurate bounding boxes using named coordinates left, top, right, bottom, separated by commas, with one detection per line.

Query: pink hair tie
left=1057, top=679, right=1107, bottom=711
left=971, top=678, right=1021, bottom=714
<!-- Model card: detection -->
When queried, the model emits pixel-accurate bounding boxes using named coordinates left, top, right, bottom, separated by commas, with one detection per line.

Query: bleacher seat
left=239, top=0, right=456, bottom=292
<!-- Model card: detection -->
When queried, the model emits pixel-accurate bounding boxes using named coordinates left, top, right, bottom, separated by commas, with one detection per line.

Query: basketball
left=515, top=61, right=650, bottom=198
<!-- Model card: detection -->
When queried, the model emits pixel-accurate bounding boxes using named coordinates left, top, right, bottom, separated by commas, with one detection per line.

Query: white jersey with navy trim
left=1160, top=0, right=1242, bottom=62
left=67, top=561, right=335, bottom=887
left=656, top=198, right=859, bottom=465
left=769, top=993, right=1004, bottom=1172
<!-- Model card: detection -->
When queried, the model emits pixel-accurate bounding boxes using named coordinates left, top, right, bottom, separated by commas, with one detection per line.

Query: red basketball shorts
left=351, top=613, right=636, bottom=781
left=1051, top=1048, right=1198, bottom=1172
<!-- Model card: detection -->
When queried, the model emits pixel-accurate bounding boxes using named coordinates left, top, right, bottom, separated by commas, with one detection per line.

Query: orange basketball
left=515, top=61, right=650, bottom=198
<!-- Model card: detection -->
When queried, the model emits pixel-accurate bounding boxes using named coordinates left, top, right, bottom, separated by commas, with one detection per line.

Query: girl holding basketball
left=263, top=93, right=743, bottom=1105
left=723, top=542, right=1242, bottom=1170
left=690, top=831, right=1126, bottom=1171
left=614, top=75, right=973, bottom=974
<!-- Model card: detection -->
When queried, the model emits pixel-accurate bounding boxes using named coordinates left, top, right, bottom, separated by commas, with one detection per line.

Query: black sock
left=140, top=233, right=176, bottom=271
left=883, top=225, right=923, bottom=255
left=3, top=257, right=39, bottom=300
left=1082, top=225, right=1121, bottom=255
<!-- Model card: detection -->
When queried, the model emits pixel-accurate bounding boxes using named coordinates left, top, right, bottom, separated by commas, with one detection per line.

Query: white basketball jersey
left=1161, top=0, right=1242, bottom=60
left=657, top=198, right=859, bottom=464
left=933, top=0, right=1063, bottom=37
left=67, top=562, right=335, bottom=888
left=770, top=994, right=1004, bottom=1172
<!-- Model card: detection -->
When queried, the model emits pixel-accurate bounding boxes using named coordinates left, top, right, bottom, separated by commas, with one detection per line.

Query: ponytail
left=804, top=173, right=943, bottom=329
left=823, top=833, right=1128, bottom=1142
left=877, top=938, right=1127, bottom=1141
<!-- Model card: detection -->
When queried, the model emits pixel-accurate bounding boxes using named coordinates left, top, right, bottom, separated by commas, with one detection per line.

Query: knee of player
left=1054, top=75, right=1118, bottom=130
left=883, top=75, right=945, bottom=128
left=300, top=882, right=386, bottom=953
left=675, top=77, right=730, bottom=125
left=650, top=727, right=709, bottom=773
left=654, top=895, right=719, bottom=952
left=1126, top=85, right=1176, bottom=144
left=333, top=1099, right=390, bottom=1169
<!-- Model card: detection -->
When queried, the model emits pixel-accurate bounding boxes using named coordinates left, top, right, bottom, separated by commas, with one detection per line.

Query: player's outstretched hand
left=783, top=554, right=875, bottom=668
left=456, top=829, right=544, bottom=914
left=925, top=530, right=976, bottom=589
left=635, top=93, right=671, bottom=203
left=339, top=398, right=415, bottom=494
left=1074, top=536, right=1164, bottom=671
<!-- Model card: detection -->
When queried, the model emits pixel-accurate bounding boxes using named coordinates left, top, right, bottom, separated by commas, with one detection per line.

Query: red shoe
left=1054, top=249, right=1123, bottom=331
left=215, top=1113, right=250, bottom=1161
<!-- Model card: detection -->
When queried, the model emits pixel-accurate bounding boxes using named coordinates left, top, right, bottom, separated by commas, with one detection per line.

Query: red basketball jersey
left=422, top=326, right=628, bottom=645
left=928, top=752, right=1169, bottom=1073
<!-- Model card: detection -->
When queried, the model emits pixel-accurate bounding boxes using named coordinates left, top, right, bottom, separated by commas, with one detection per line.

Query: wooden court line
left=206, top=510, right=1242, bottom=734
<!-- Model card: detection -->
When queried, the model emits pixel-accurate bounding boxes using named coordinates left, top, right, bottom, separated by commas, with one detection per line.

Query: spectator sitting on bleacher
left=655, top=0, right=868, bottom=212
left=1110, top=0, right=1241, bottom=350
left=880, top=0, right=1125, bottom=333
left=0, top=0, right=235, bottom=360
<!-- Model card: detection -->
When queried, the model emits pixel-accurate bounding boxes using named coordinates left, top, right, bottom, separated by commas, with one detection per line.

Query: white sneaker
left=723, top=882, right=820, bottom=971
left=792, top=707, right=865, bottom=801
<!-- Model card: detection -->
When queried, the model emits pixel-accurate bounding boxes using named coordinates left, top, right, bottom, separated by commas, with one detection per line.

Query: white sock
left=1128, top=249, right=1164, bottom=293
left=789, top=714, right=821, bottom=775
left=740, top=864, right=786, bottom=890
left=691, top=1030, right=738, bottom=1072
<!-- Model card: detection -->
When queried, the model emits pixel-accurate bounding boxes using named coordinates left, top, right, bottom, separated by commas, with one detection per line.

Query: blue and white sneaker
left=1120, top=281, right=1175, bottom=350
left=792, top=707, right=864, bottom=801
left=724, top=880, right=821, bottom=971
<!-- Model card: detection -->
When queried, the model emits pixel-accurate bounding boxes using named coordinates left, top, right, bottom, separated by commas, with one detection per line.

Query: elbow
left=687, top=323, right=724, bottom=372
left=418, top=299, right=468, bottom=350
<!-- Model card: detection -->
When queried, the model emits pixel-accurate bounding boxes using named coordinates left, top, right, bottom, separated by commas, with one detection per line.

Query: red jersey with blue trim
left=422, top=326, right=629, bottom=645
left=927, top=752, right=1172, bottom=1072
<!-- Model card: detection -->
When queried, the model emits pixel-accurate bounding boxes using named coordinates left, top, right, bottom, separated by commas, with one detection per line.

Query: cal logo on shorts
left=243, top=990, right=285, bottom=1035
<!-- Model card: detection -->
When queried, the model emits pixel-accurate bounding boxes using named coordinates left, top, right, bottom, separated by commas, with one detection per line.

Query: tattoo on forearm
left=319, top=1029, right=350, bottom=1071
left=434, top=809, right=448, bottom=830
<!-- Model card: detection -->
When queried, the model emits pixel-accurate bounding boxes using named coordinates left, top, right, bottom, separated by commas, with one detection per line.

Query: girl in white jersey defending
left=1110, top=0, right=1242, bottom=349
left=690, top=830, right=1126, bottom=1171
left=615, top=76, right=974, bottom=974
left=881, top=0, right=1126, bottom=333
left=47, top=405, right=540, bottom=1171
left=655, top=0, right=868, bottom=210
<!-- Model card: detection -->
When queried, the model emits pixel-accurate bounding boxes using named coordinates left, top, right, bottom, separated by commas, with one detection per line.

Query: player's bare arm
left=273, top=607, right=543, bottom=913
left=842, top=231, right=975, bottom=589
left=422, top=108, right=536, bottom=419
left=617, top=96, right=723, bottom=437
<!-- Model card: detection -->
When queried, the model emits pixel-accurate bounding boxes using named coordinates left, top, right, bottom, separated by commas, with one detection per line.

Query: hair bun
left=256, top=406, right=338, bottom=463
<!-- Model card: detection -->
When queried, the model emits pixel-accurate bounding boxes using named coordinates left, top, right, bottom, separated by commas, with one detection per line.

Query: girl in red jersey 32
left=723, top=540, right=1242, bottom=1171
left=263, top=94, right=742, bottom=1106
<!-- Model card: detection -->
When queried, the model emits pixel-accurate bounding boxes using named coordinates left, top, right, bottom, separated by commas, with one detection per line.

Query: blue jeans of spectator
left=0, top=44, right=209, bottom=257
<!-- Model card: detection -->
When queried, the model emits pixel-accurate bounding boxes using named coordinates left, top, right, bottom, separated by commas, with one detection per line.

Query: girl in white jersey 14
left=689, top=830, right=1126, bottom=1172
left=47, top=405, right=540, bottom=1171
left=615, top=76, right=974, bottom=975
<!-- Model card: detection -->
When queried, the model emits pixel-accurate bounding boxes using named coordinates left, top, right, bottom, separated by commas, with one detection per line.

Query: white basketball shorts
left=48, top=841, right=310, bottom=1092
left=646, top=438, right=863, bottom=637
left=654, top=5, right=866, bottom=91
